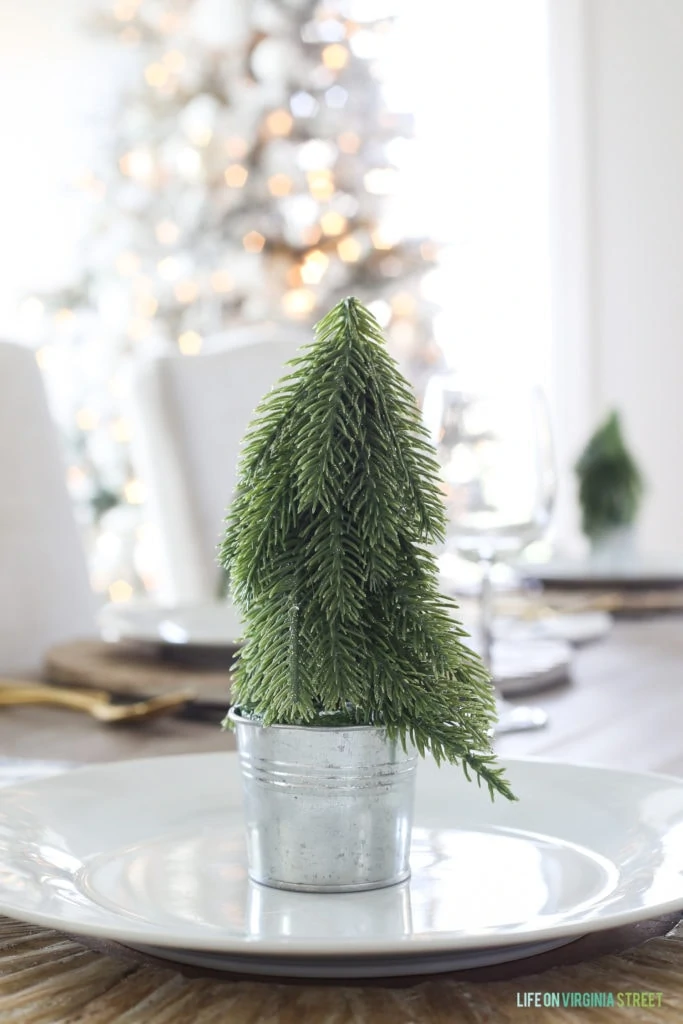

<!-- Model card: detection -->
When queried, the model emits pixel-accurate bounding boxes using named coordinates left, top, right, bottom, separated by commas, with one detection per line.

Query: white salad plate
left=99, top=600, right=243, bottom=648
left=1, top=753, right=683, bottom=979
left=462, top=636, right=572, bottom=695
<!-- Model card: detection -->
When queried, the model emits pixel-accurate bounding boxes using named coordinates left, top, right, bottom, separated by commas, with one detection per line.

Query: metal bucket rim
left=227, top=705, right=395, bottom=736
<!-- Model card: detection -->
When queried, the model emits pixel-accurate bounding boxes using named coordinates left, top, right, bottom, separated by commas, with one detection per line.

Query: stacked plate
left=1, top=753, right=683, bottom=979
left=520, top=555, right=683, bottom=590
left=99, top=599, right=243, bottom=652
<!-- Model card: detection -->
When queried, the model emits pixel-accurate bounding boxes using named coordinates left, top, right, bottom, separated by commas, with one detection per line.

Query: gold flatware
left=0, top=682, right=195, bottom=723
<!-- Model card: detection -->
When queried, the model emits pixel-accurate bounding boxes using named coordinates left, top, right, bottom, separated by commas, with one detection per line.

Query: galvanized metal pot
left=228, top=707, right=418, bottom=892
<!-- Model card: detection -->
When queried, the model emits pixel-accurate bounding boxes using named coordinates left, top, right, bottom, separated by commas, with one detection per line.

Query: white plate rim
left=1, top=752, right=682, bottom=958
left=519, top=560, right=683, bottom=586
left=98, top=600, right=243, bottom=649
left=127, top=935, right=577, bottom=978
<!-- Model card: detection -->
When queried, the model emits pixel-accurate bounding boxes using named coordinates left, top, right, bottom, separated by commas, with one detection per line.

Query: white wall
left=550, top=0, right=683, bottom=555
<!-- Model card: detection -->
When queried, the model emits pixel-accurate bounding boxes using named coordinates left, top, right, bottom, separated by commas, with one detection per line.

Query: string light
left=163, top=50, right=186, bottom=73
left=178, top=147, right=201, bottom=178
left=187, top=126, right=212, bottom=147
left=135, top=522, right=155, bottom=543
left=307, top=170, right=334, bottom=200
left=159, top=11, right=182, bottom=33
left=282, top=288, right=316, bottom=317
left=124, top=479, right=146, bottom=504
left=268, top=174, right=293, bottom=197
left=120, top=27, right=140, bottom=46
left=54, top=309, right=74, bottom=328
left=320, top=211, right=347, bottom=235
left=349, top=29, right=379, bottom=59
left=174, top=280, right=199, bottom=304
left=116, top=251, right=141, bottom=276
left=225, top=136, right=248, bottom=158
left=243, top=231, right=266, bottom=253
left=291, top=92, right=318, bottom=118
left=111, top=418, right=133, bottom=443
left=127, top=317, right=153, bottom=341
left=297, top=140, right=336, bottom=171
left=20, top=297, right=44, bottom=320
left=265, top=109, right=293, bottom=136
left=392, top=292, right=417, bottom=317
left=178, top=330, right=203, bottom=355
left=112, top=1, right=138, bottom=22
left=155, top=220, right=179, bottom=245
left=35, top=347, right=53, bottom=370
left=380, top=256, right=403, bottom=277
left=224, top=164, right=248, bottom=188
left=300, top=250, right=329, bottom=284
left=157, top=257, right=181, bottom=280
left=367, top=300, right=392, bottom=327
left=76, top=408, right=99, bottom=431
left=337, top=236, right=362, bottom=262
left=287, top=265, right=303, bottom=287
left=119, top=149, right=154, bottom=182
left=145, top=63, right=169, bottom=88
left=338, top=132, right=361, bottom=154
left=132, top=273, right=154, bottom=293
left=371, top=227, right=396, bottom=250
left=364, top=168, right=398, bottom=195
left=109, top=376, right=128, bottom=399
left=109, top=579, right=133, bottom=603
left=74, top=171, right=106, bottom=200
left=210, top=269, right=234, bottom=293
left=301, top=225, right=322, bottom=245
left=67, top=465, right=87, bottom=488
left=321, top=44, right=349, bottom=70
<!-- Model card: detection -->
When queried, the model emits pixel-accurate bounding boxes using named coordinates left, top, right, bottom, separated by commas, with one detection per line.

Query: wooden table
left=2, top=617, right=683, bottom=1024
left=1, top=617, right=681, bottom=772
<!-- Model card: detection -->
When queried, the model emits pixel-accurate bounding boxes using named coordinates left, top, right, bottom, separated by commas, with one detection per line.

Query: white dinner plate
left=1, top=753, right=683, bottom=980
left=494, top=612, right=612, bottom=647
left=99, top=600, right=243, bottom=648
left=463, top=636, right=572, bottom=695
left=127, top=937, right=573, bottom=978
left=519, top=556, right=683, bottom=589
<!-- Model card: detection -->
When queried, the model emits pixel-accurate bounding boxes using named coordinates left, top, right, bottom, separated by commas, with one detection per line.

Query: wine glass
left=423, top=374, right=556, bottom=734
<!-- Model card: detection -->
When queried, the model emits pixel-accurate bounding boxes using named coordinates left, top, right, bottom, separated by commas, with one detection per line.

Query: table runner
left=2, top=916, right=682, bottom=1023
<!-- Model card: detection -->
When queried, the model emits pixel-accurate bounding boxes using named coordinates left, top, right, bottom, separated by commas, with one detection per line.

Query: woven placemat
left=2, top=915, right=683, bottom=1023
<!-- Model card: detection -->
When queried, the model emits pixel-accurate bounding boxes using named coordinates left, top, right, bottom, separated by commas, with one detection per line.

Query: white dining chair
left=129, top=323, right=309, bottom=603
left=0, top=342, right=96, bottom=674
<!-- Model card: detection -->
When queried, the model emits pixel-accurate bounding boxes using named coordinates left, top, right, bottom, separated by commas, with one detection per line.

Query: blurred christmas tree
left=575, top=410, right=644, bottom=544
left=32, top=0, right=441, bottom=599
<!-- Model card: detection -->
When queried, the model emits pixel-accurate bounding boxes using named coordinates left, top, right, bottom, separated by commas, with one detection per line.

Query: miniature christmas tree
left=220, top=297, right=514, bottom=801
left=575, top=410, right=644, bottom=542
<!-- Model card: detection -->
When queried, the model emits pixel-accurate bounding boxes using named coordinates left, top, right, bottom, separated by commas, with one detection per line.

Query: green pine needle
left=575, top=411, right=644, bottom=540
left=220, top=297, right=516, bottom=802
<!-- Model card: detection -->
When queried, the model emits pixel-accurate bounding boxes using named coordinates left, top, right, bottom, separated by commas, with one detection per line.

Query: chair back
left=0, top=342, right=95, bottom=673
left=130, top=324, right=308, bottom=601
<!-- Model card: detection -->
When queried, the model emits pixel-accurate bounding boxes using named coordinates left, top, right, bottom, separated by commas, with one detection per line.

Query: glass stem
left=480, top=556, right=495, bottom=674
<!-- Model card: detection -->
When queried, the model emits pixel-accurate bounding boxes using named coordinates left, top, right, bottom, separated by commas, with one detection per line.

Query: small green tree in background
left=575, top=410, right=644, bottom=542
left=220, top=297, right=514, bottom=801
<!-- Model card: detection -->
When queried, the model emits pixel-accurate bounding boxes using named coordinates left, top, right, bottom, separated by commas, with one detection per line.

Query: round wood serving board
left=44, top=639, right=233, bottom=706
